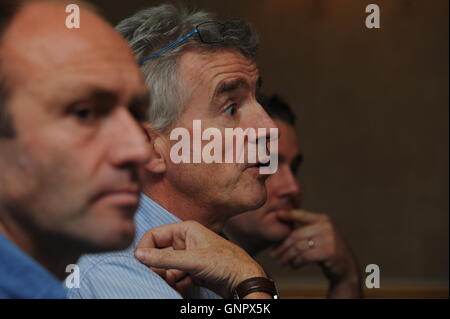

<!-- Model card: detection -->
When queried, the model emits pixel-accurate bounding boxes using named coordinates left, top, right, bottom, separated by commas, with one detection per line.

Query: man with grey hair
left=70, top=4, right=277, bottom=299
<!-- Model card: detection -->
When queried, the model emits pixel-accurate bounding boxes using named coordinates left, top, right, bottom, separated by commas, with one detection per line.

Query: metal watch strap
left=232, top=277, right=279, bottom=299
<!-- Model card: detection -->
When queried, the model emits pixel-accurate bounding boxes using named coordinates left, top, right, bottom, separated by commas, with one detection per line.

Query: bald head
left=2, top=0, right=142, bottom=94
left=0, top=0, right=144, bottom=138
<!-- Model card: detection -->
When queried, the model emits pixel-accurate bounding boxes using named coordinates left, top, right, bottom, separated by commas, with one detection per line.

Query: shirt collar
left=132, top=194, right=181, bottom=245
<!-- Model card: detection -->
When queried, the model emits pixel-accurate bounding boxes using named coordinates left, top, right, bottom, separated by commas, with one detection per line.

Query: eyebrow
left=60, top=87, right=117, bottom=106
left=292, top=154, right=304, bottom=170
left=60, top=89, right=118, bottom=116
left=127, top=90, right=151, bottom=121
left=71, top=86, right=150, bottom=106
left=62, top=87, right=150, bottom=116
left=214, top=78, right=249, bottom=98
left=128, top=90, right=150, bottom=108
left=278, top=152, right=303, bottom=164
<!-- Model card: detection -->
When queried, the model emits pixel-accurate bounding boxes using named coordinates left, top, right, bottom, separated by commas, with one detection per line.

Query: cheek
left=2, top=139, right=91, bottom=217
left=265, top=174, right=284, bottom=196
left=0, top=137, right=53, bottom=202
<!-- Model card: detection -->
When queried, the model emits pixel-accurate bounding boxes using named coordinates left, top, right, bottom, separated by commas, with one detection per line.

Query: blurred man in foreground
left=224, top=95, right=363, bottom=298
left=0, top=0, right=151, bottom=298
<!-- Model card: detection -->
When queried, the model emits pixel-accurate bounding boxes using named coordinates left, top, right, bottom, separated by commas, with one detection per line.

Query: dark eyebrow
left=127, top=89, right=151, bottom=122
left=214, top=78, right=250, bottom=98
left=292, top=154, right=304, bottom=170
left=71, top=89, right=118, bottom=112
left=129, top=89, right=150, bottom=108
left=64, top=87, right=118, bottom=107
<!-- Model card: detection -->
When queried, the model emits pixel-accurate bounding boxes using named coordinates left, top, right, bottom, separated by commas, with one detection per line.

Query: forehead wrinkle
left=215, top=78, right=249, bottom=96
left=179, top=51, right=259, bottom=107
left=208, top=62, right=259, bottom=92
left=206, top=60, right=258, bottom=80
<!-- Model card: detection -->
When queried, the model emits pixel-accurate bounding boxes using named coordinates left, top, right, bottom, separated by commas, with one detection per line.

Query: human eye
left=128, top=103, right=148, bottom=123
left=72, top=107, right=94, bottom=121
left=69, top=102, right=107, bottom=123
left=223, top=103, right=238, bottom=117
left=69, top=103, right=95, bottom=122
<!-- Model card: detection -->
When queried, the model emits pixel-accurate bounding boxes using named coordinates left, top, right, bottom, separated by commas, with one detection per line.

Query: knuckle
left=185, top=220, right=199, bottom=227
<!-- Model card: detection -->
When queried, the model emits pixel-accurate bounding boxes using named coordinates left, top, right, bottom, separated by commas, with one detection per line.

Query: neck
left=0, top=209, right=79, bottom=281
left=142, top=174, right=226, bottom=233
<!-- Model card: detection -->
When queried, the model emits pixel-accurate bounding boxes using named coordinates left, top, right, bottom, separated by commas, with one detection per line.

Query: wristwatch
left=232, top=277, right=279, bottom=299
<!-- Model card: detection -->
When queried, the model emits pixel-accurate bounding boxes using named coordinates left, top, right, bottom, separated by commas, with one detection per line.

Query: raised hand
left=135, top=221, right=272, bottom=299
left=271, top=209, right=362, bottom=298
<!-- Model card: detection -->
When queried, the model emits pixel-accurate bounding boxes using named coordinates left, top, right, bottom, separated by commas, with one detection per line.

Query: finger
left=174, top=275, right=195, bottom=297
left=276, top=209, right=324, bottom=225
left=289, top=254, right=307, bottom=269
left=137, top=221, right=192, bottom=250
left=271, top=226, right=321, bottom=258
left=275, top=237, right=318, bottom=264
left=288, top=223, right=324, bottom=241
left=271, top=237, right=295, bottom=258
left=300, top=248, right=328, bottom=264
left=135, top=247, right=201, bottom=273
left=278, top=246, right=299, bottom=265
left=151, top=267, right=167, bottom=279
left=166, top=269, right=189, bottom=287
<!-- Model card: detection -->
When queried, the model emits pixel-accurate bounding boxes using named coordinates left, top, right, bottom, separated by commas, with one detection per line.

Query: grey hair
left=116, top=4, right=259, bottom=132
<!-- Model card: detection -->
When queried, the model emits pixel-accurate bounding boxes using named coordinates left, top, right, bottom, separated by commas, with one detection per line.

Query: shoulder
left=67, top=252, right=182, bottom=299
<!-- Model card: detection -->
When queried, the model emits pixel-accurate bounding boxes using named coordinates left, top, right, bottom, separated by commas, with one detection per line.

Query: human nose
left=247, top=101, right=278, bottom=170
left=108, top=108, right=150, bottom=167
left=279, top=167, right=301, bottom=199
left=253, top=101, right=277, bottom=141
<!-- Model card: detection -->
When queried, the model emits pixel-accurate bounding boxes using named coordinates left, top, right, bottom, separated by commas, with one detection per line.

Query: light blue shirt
left=67, top=194, right=220, bottom=299
left=0, top=234, right=66, bottom=299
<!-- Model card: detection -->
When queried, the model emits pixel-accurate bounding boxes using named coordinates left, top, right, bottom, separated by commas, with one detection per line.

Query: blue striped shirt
left=67, top=194, right=221, bottom=299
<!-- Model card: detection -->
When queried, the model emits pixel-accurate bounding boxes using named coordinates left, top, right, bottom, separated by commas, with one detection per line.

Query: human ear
left=141, top=123, right=166, bottom=174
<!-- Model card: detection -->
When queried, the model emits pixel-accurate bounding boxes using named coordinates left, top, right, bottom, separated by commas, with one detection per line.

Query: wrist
left=232, top=276, right=278, bottom=299
left=326, top=257, right=360, bottom=285
left=234, top=264, right=267, bottom=287
left=328, top=270, right=362, bottom=299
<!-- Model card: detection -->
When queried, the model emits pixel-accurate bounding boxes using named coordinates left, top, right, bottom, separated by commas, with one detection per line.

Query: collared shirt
left=0, top=234, right=66, bottom=299
left=67, top=194, right=221, bottom=299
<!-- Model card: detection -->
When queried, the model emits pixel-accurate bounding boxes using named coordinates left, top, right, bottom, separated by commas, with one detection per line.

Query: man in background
left=224, top=95, right=363, bottom=298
